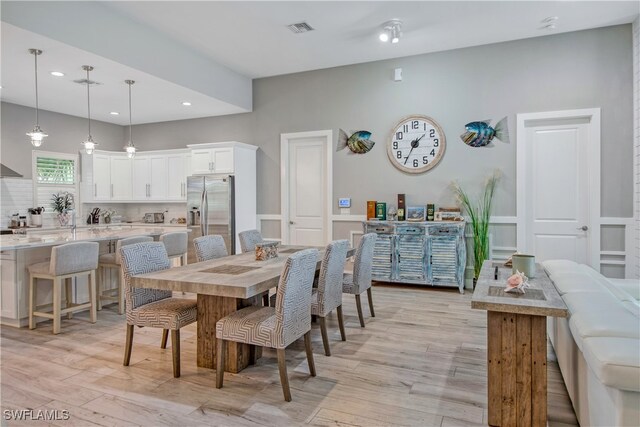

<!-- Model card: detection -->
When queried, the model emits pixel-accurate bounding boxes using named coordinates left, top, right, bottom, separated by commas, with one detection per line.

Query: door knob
left=577, top=225, right=588, bottom=231
left=289, top=221, right=295, bottom=225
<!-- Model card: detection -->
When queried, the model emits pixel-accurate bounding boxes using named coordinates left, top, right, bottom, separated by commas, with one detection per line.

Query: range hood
left=0, top=164, right=23, bottom=178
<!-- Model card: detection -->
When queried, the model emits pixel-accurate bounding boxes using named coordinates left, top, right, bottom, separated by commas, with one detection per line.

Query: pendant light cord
left=128, top=82, right=133, bottom=142
left=34, top=51, right=39, bottom=126
left=86, top=67, right=92, bottom=137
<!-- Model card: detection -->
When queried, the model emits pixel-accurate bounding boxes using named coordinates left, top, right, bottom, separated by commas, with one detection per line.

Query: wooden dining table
left=130, top=245, right=354, bottom=373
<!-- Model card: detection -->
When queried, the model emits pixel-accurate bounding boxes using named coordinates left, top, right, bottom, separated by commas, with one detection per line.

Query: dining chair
left=160, top=232, right=188, bottom=266
left=193, top=235, right=228, bottom=262
left=120, top=242, right=197, bottom=378
left=342, top=233, right=377, bottom=327
left=311, top=239, right=350, bottom=356
left=28, top=242, right=99, bottom=334
left=215, top=248, right=319, bottom=401
left=98, top=235, right=153, bottom=314
left=238, top=229, right=263, bottom=253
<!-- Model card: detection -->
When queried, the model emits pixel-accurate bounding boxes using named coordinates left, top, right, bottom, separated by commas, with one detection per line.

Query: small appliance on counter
left=143, top=212, right=165, bottom=223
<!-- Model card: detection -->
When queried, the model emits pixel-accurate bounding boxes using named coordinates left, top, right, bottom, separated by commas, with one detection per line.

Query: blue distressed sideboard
left=363, top=220, right=466, bottom=293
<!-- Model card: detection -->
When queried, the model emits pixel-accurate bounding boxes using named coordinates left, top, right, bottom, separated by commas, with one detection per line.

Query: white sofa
left=543, top=260, right=640, bottom=426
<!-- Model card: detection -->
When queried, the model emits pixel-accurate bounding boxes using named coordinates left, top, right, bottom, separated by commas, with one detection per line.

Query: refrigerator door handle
left=200, top=190, right=206, bottom=236
left=202, top=189, right=209, bottom=235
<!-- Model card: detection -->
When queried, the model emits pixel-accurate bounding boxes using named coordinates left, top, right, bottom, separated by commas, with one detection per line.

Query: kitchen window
left=32, top=151, right=79, bottom=210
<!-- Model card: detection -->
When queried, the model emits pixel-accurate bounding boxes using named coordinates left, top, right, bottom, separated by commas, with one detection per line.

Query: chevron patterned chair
left=120, top=242, right=197, bottom=378
left=160, top=232, right=188, bottom=266
left=98, top=235, right=153, bottom=314
left=193, top=235, right=228, bottom=262
left=215, top=248, right=319, bottom=401
left=28, top=242, right=99, bottom=334
left=343, top=233, right=377, bottom=327
left=238, top=229, right=263, bottom=253
left=312, top=239, right=350, bottom=356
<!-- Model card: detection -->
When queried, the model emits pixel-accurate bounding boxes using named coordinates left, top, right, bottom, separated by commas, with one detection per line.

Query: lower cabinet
left=364, top=221, right=466, bottom=293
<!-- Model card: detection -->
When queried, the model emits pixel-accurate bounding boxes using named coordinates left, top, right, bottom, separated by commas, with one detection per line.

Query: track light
left=378, top=20, right=402, bottom=44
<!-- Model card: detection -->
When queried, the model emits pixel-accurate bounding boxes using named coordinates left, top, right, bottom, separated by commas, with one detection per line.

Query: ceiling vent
left=73, top=79, right=101, bottom=86
left=287, top=22, right=314, bottom=34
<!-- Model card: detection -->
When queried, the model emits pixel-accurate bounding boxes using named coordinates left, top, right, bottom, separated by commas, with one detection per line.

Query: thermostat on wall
left=338, top=198, right=351, bottom=208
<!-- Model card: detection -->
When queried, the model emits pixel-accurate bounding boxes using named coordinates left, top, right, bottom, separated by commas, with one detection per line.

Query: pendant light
left=81, top=65, right=98, bottom=155
left=123, top=80, right=136, bottom=158
left=26, top=48, right=48, bottom=147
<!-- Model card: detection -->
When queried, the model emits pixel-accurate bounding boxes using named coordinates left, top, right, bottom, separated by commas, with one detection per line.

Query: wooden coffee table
left=471, top=261, right=568, bottom=427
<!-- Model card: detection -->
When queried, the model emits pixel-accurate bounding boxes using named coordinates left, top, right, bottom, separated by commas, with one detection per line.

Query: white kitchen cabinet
left=132, top=155, right=169, bottom=200
left=110, top=156, right=133, bottom=200
left=132, top=157, right=150, bottom=200
left=167, top=153, right=188, bottom=200
left=188, top=145, right=237, bottom=174
left=93, top=154, right=111, bottom=200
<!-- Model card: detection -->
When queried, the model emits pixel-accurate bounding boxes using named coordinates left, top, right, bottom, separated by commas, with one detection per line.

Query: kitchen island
left=0, top=225, right=188, bottom=328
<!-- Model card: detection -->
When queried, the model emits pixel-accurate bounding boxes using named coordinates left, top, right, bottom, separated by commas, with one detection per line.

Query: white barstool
left=160, top=232, right=188, bottom=266
left=28, top=242, right=99, bottom=334
left=98, top=235, right=153, bottom=314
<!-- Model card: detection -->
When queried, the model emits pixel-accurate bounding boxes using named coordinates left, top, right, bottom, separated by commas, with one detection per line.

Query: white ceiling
left=1, top=1, right=638, bottom=124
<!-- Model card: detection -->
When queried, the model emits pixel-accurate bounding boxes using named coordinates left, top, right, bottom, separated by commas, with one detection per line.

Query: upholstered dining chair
left=238, top=229, right=263, bottom=253
left=343, top=233, right=377, bottom=327
left=312, top=239, right=350, bottom=356
left=28, top=242, right=99, bottom=334
left=193, top=235, right=228, bottom=262
left=216, top=248, right=319, bottom=401
left=98, top=235, right=153, bottom=314
left=160, top=232, right=188, bottom=266
left=120, top=242, right=197, bottom=378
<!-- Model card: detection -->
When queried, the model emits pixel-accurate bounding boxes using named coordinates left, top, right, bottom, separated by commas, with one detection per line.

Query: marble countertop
left=0, top=225, right=188, bottom=251
left=471, top=260, right=568, bottom=318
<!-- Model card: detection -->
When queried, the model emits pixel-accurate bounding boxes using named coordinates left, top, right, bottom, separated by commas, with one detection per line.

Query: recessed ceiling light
left=182, top=101, right=192, bottom=106
left=541, top=23, right=557, bottom=30
left=110, top=111, right=120, bottom=115
left=50, top=71, right=65, bottom=77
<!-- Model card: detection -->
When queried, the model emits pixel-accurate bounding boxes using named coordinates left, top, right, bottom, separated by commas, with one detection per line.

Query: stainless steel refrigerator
left=187, top=175, right=235, bottom=263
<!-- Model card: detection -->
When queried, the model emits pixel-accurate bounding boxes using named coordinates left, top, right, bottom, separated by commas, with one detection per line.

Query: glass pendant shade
left=123, top=79, right=136, bottom=159
left=125, top=144, right=136, bottom=158
left=83, top=135, right=96, bottom=155
left=81, top=65, right=98, bottom=155
left=27, top=125, right=48, bottom=147
left=27, top=48, right=47, bottom=147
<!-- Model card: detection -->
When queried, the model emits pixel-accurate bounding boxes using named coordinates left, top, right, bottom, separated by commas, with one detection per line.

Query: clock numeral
left=423, top=156, right=429, bottom=165
left=396, top=131, right=403, bottom=140
left=403, top=124, right=409, bottom=132
left=430, top=149, right=436, bottom=156
left=433, top=138, right=439, bottom=147
left=412, top=120, right=419, bottom=130
left=413, top=159, right=419, bottom=168
left=392, top=141, right=398, bottom=150
left=424, top=123, right=427, bottom=131
left=429, top=129, right=436, bottom=138
left=396, top=151, right=402, bottom=159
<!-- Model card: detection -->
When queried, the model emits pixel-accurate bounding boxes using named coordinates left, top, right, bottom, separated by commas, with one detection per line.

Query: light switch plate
left=338, top=198, right=351, bottom=208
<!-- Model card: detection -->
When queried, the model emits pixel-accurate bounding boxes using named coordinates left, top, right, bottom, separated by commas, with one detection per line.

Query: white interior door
left=518, top=109, right=600, bottom=268
left=282, top=131, right=331, bottom=246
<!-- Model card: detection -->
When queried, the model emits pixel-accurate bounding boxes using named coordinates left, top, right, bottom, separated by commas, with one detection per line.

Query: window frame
left=32, top=150, right=80, bottom=214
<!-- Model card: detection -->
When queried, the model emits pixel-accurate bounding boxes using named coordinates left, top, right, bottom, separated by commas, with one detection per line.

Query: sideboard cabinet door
left=397, top=234, right=427, bottom=282
left=429, top=236, right=459, bottom=286
left=371, top=235, right=394, bottom=281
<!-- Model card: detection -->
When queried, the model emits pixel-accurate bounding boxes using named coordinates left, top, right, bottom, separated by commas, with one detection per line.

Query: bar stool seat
left=28, top=241, right=99, bottom=335
left=160, top=232, right=188, bottom=267
left=98, top=236, right=153, bottom=314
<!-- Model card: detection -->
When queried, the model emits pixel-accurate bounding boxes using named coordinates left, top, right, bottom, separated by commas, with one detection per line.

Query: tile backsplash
left=1, top=178, right=33, bottom=228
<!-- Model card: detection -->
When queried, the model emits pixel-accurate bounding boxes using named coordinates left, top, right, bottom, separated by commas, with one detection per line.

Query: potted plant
left=451, top=171, right=500, bottom=287
left=51, top=192, right=74, bottom=226
left=101, top=209, right=117, bottom=224
left=27, top=207, right=45, bottom=227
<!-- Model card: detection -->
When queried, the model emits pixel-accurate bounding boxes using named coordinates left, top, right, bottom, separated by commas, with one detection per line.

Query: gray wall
left=130, top=25, right=633, bottom=219
left=0, top=102, right=125, bottom=179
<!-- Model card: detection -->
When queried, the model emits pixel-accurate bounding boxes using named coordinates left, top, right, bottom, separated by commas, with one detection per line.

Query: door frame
left=516, top=108, right=601, bottom=270
left=280, top=130, right=333, bottom=245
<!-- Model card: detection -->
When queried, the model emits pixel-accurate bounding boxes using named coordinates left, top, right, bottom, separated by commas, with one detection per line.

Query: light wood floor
left=1, top=285, right=578, bottom=427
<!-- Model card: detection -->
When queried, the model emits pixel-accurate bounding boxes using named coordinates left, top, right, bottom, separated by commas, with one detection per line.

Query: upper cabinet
left=187, top=142, right=256, bottom=175
left=82, top=150, right=189, bottom=203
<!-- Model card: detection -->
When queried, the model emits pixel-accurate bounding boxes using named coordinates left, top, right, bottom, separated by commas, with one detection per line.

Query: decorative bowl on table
left=255, top=241, right=279, bottom=261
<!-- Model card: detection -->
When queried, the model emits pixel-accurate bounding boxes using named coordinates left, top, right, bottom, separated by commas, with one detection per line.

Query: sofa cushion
left=581, top=337, right=640, bottom=392
left=569, top=309, right=640, bottom=351
left=549, top=272, right=611, bottom=295
left=562, top=291, right=621, bottom=317
left=608, top=278, right=640, bottom=301
left=543, top=259, right=579, bottom=277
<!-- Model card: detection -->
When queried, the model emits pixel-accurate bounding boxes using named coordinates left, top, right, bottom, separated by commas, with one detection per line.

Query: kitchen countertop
left=471, top=260, right=568, bottom=318
left=0, top=225, right=188, bottom=251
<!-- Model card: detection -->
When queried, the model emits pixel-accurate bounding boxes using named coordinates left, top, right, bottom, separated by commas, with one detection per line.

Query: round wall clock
left=387, top=115, right=446, bottom=174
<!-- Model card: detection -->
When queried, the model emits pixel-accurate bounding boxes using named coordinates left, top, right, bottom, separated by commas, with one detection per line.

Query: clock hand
left=403, top=134, right=425, bottom=165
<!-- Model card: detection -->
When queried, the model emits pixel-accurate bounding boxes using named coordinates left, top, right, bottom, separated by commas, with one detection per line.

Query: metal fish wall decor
left=337, top=129, right=375, bottom=154
left=460, top=117, right=510, bottom=148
